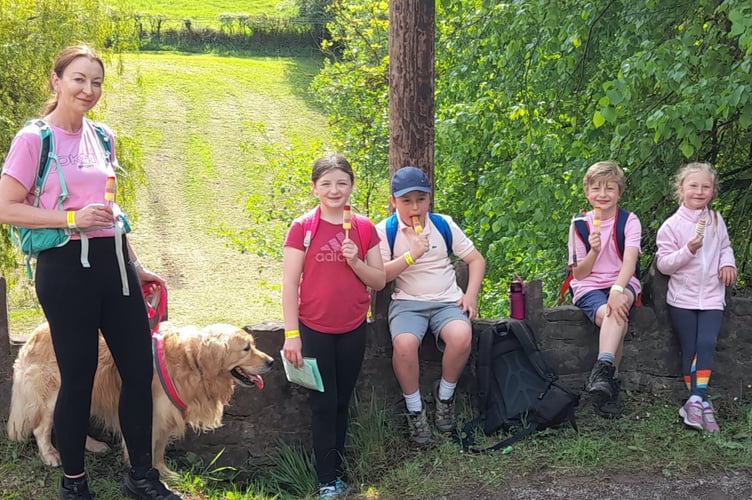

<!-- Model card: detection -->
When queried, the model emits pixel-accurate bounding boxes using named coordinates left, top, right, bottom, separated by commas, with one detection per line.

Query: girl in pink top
left=282, top=153, right=385, bottom=499
left=656, top=162, right=736, bottom=433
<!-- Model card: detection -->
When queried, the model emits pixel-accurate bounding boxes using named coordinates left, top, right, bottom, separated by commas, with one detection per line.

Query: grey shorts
left=388, top=299, right=471, bottom=350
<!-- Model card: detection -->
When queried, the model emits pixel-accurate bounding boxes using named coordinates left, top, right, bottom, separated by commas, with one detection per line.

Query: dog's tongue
left=250, top=374, right=264, bottom=389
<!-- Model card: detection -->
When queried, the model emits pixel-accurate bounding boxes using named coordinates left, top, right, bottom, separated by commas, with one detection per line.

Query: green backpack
left=10, top=119, right=113, bottom=275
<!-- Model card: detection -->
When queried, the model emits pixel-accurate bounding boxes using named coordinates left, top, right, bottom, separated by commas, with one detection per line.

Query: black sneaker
left=122, top=468, right=182, bottom=500
left=597, top=377, right=622, bottom=419
left=586, top=360, right=615, bottom=399
left=59, top=476, right=94, bottom=500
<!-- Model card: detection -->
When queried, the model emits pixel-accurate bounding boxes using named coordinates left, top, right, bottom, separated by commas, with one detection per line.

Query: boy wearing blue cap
left=376, top=166, right=486, bottom=444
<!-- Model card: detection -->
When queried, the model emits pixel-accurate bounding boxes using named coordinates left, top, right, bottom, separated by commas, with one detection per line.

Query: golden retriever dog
left=7, top=321, right=274, bottom=479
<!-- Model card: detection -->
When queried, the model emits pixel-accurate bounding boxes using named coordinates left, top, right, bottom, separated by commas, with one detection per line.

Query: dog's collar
left=152, top=333, right=188, bottom=417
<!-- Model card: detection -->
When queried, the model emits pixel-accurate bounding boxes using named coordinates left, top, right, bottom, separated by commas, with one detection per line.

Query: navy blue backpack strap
left=573, top=216, right=590, bottom=253
left=385, top=213, right=399, bottom=259
left=427, top=212, right=453, bottom=256
left=387, top=212, right=453, bottom=259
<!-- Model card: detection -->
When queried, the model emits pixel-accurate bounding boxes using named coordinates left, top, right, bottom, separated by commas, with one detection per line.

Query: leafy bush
left=310, top=0, right=752, bottom=316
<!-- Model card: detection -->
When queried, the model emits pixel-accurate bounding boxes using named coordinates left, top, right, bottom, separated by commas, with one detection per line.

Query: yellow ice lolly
left=411, top=215, right=423, bottom=234
left=696, top=218, right=706, bottom=237
left=104, top=176, right=116, bottom=205
left=593, top=206, right=602, bottom=227
left=343, top=205, right=351, bottom=238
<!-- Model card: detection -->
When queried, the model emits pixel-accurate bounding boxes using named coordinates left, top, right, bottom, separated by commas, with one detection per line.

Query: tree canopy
left=312, top=0, right=752, bottom=315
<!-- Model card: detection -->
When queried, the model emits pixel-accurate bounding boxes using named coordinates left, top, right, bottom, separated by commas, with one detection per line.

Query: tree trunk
left=389, top=0, right=435, bottom=185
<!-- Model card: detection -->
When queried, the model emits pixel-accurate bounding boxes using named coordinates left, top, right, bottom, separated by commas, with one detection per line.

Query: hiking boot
left=586, top=360, right=615, bottom=401
left=59, top=476, right=94, bottom=500
left=678, top=400, right=704, bottom=431
left=405, top=405, right=433, bottom=444
left=597, top=377, right=622, bottom=419
left=122, top=468, right=182, bottom=500
left=433, top=380, right=457, bottom=432
left=702, top=402, right=720, bottom=433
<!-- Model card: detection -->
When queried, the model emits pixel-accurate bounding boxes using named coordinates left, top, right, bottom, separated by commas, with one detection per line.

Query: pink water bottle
left=509, top=275, right=525, bottom=319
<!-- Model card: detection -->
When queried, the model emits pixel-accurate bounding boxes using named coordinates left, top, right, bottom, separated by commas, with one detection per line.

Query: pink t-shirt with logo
left=284, top=216, right=380, bottom=333
left=567, top=209, right=642, bottom=304
left=2, top=120, right=119, bottom=238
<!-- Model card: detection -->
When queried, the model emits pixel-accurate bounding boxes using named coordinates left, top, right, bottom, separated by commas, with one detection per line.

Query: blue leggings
left=36, top=237, right=154, bottom=476
left=300, top=320, right=366, bottom=485
left=667, top=305, right=723, bottom=399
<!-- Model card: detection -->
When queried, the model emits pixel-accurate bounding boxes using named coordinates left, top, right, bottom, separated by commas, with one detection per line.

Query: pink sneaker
left=702, top=402, right=720, bottom=433
left=679, top=400, right=704, bottom=431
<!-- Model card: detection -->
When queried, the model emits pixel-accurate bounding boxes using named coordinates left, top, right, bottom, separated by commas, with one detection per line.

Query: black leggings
left=36, top=237, right=153, bottom=476
left=300, top=320, right=366, bottom=485
left=667, top=305, right=723, bottom=399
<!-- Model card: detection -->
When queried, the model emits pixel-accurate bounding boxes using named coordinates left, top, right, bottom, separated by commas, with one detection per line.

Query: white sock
left=404, top=390, right=422, bottom=412
left=689, top=395, right=702, bottom=404
left=439, top=378, right=456, bottom=401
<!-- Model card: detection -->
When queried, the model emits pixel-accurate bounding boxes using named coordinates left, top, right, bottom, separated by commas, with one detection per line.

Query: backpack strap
left=301, top=205, right=370, bottom=259
left=428, top=212, right=453, bottom=256
left=557, top=212, right=588, bottom=305
left=89, top=120, right=114, bottom=166
left=351, top=212, right=372, bottom=257
left=386, top=212, right=453, bottom=258
left=558, top=208, right=641, bottom=305
left=18, top=120, right=68, bottom=277
left=459, top=323, right=497, bottom=450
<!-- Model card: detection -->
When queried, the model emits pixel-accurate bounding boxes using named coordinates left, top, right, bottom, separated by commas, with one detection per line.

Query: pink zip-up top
left=655, top=204, right=736, bottom=310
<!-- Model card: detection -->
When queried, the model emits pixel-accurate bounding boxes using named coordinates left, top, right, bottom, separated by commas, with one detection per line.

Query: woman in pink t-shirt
left=0, top=45, right=179, bottom=500
left=281, top=153, right=385, bottom=499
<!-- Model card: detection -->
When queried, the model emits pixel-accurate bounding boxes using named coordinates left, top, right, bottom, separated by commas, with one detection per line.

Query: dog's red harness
left=143, top=282, right=188, bottom=417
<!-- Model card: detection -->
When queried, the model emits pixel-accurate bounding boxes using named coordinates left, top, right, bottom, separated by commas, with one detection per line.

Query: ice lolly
left=696, top=218, right=706, bottom=237
left=411, top=215, right=423, bottom=234
left=104, top=176, right=116, bottom=206
left=593, top=206, right=602, bottom=227
left=343, top=205, right=351, bottom=239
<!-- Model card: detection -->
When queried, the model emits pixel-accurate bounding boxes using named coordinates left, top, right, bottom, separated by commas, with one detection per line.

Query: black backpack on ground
left=460, top=319, right=580, bottom=452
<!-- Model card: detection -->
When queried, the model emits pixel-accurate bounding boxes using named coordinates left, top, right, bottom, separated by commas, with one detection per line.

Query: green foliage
left=264, top=440, right=317, bottom=498
left=345, top=390, right=402, bottom=485
left=434, top=0, right=752, bottom=313
left=310, top=0, right=391, bottom=217
left=310, top=0, right=752, bottom=316
left=222, top=121, right=324, bottom=259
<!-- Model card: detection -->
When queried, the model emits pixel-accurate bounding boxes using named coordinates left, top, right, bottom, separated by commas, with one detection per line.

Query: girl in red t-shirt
left=281, top=153, right=385, bottom=499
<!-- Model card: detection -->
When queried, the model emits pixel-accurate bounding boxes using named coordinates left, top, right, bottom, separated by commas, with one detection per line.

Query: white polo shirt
left=376, top=213, right=477, bottom=302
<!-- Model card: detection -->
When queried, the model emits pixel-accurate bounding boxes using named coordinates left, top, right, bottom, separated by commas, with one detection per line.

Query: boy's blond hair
left=583, top=160, right=626, bottom=195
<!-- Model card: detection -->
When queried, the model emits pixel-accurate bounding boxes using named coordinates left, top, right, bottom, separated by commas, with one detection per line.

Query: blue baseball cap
left=391, top=166, right=432, bottom=197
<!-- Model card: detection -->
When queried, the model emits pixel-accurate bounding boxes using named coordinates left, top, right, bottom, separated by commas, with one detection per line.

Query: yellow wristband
left=404, top=251, right=414, bottom=266
left=611, top=284, right=624, bottom=293
left=66, top=210, right=76, bottom=229
left=285, top=329, right=300, bottom=339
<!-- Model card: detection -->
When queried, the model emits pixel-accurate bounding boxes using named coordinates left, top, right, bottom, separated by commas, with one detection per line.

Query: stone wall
left=2, top=269, right=750, bottom=469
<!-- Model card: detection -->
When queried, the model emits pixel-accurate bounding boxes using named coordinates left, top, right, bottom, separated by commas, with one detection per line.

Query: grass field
left=124, top=0, right=295, bottom=29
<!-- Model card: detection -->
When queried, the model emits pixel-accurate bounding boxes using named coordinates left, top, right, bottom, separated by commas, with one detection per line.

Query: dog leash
left=142, top=282, right=188, bottom=417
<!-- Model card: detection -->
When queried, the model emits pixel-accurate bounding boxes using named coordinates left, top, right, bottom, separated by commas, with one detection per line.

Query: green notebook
left=280, top=351, right=325, bottom=392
